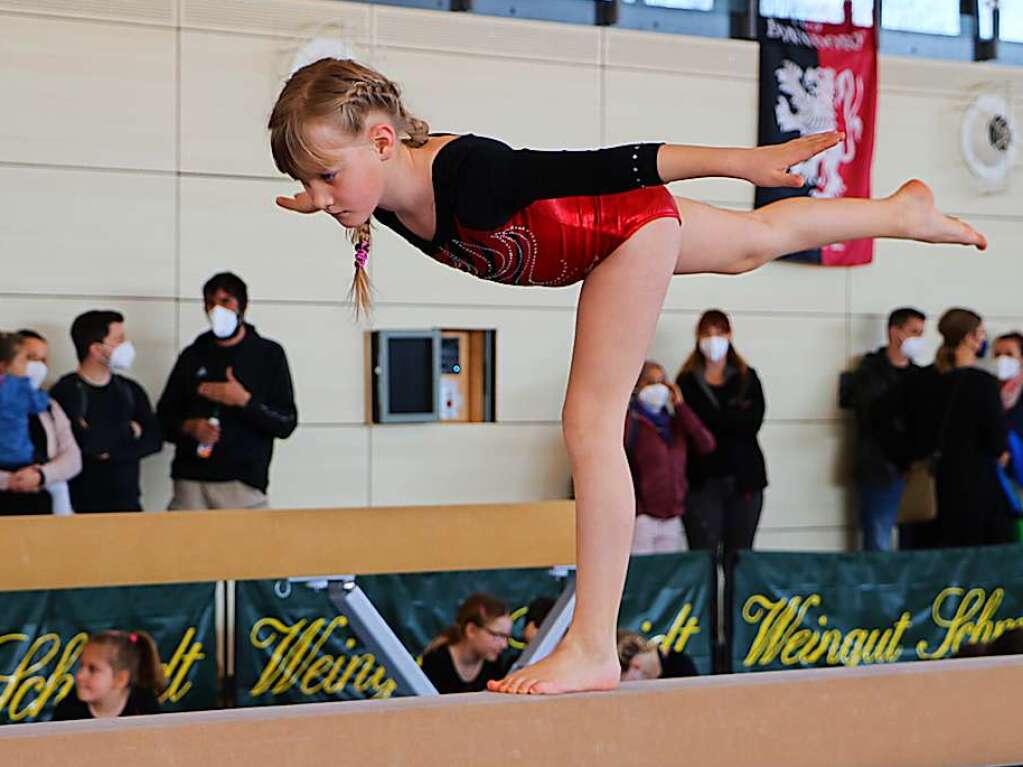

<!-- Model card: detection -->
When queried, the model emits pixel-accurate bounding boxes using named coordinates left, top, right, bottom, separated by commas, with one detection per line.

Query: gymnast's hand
left=275, top=190, right=319, bottom=214
left=745, top=131, right=844, bottom=188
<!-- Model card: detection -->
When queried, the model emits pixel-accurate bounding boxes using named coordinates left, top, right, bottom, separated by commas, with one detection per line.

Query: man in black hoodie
left=157, top=273, right=297, bottom=510
left=843, top=307, right=926, bottom=551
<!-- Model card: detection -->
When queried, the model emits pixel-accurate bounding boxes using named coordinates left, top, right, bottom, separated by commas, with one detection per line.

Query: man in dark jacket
left=844, top=307, right=926, bottom=550
left=51, top=311, right=161, bottom=512
left=157, top=273, right=297, bottom=510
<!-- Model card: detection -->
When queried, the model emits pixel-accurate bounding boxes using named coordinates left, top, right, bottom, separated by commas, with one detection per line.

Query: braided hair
left=269, top=59, right=430, bottom=317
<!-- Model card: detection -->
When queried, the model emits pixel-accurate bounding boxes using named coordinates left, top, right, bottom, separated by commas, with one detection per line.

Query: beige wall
left=2, top=0, right=1021, bottom=549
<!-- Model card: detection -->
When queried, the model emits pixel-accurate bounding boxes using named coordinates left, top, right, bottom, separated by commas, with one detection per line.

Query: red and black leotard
left=372, top=135, right=681, bottom=287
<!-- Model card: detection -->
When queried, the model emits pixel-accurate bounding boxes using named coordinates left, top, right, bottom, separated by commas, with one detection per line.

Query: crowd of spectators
left=626, top=306, right=1022, bottom=557
left=0, top=272, right=297, bottom=517
left=7, top=295, right=1019, bottom=555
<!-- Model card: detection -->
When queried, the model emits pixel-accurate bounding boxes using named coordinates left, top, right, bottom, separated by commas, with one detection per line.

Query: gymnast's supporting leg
left=490, top=217, right=682, bottom=695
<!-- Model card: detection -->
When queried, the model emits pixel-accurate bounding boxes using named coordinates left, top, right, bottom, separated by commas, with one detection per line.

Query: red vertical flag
left=755, top=10, right=878, bottom=266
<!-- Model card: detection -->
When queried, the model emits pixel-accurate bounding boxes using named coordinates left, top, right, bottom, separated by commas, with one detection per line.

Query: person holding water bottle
left=157, top=273, right=298, bottom=510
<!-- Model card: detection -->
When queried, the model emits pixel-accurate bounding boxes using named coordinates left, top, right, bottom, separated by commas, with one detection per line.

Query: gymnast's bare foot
left=893, top=179, right=987, bottom=250
left=487, top=637, right=620, bottom=695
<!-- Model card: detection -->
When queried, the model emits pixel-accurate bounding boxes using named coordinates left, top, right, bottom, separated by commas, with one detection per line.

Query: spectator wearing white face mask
left=157, top=273, right=297, bottom=510
left=0, top=331, right=54, bottom=516
left=626, top=361, right=715, bottom=555
left=0, top=330, right=82, bottom=516
left=843, top=307, right=927, bottom=551
left=994, top=333, right=1023, bottom=432
left=675, top=310, right=767, bottom=555
left=51, top=312, right=162, bottom=513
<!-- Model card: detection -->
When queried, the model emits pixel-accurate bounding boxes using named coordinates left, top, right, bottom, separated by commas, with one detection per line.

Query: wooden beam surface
left=2, top=657, right=1021, bottom=767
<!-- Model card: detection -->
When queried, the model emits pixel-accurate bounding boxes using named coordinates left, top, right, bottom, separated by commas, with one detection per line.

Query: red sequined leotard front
left=373, top=135, right=681, bottom=288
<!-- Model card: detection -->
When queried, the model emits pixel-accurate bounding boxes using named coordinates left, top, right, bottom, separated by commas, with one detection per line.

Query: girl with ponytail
left=52, top=630, right=166, bottom=720
left=934, top=308, right=983, bottom=374
left=907, top=308, right=1015, bottom=548
left=420, top=593, right=511, bottom=695
left=269, top=56, right=986, bottom=695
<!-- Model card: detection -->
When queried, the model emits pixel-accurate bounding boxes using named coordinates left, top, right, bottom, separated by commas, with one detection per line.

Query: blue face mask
left=978, top=339, right=990, bottom=358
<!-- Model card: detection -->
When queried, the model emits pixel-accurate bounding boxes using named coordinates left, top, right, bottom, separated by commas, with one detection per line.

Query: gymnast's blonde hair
left=268, top=58, right=430, bottom=317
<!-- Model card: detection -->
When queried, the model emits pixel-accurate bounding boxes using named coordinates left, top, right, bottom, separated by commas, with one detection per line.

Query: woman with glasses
left=420, top=593, right=512, bottom=694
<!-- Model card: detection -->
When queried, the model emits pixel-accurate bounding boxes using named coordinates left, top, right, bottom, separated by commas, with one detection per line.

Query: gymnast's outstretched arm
left=440, top=132, right=844, bottom=230
left=655, top=130, right=842, bottom=188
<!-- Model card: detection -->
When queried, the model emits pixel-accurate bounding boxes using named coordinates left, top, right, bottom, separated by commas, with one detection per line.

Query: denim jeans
left=859, top=478, right=907, bottom=551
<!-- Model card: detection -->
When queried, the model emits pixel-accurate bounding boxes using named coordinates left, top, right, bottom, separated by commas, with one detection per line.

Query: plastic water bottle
left=196, top=416, right=220, bottom=459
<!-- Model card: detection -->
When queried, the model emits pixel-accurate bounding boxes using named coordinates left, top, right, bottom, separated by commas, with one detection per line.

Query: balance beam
left=0, top=501, right=575, bottom=591
left=3, top=657, right=1021, bottom=767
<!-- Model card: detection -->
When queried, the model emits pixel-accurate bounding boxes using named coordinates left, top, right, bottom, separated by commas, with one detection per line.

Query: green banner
left=234, top=566, right=555, bottom=707
left=0, top=583, right=217, bottom=724
left=358, top=566, right=559, bottom=661
left=235, top=553, right=712, bottom=706
left=620, top=552, right=713, bottom=675
left=732, top=544, right=1023, bottom=673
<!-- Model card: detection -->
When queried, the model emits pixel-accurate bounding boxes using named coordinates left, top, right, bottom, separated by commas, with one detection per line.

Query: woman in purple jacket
left=626, top=361, right=716, bottom=554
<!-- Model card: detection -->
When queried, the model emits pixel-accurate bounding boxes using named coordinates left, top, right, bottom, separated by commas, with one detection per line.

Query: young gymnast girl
left=268, top=59, right=985, bottom=696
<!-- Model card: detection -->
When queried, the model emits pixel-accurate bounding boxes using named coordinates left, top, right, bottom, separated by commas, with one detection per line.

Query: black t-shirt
left=50, top=373, right=162, bottom=513
left=420, top=645, right=505, bottom=694
left=51, top=687, right=161, bottom=721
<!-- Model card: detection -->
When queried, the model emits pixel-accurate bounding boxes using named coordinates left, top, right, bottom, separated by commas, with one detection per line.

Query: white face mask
left=900, top=336, right=927, bottom=362
left=997, top=355, right=1022, bottom=382
left=25, top=361, right=48, bottom=390
left=108, top=341, right=136, bottom=372
left=699, top=336, right=730, bottom=363
left=209, top=305, right=240, bottom=339
left=637, top=383, right=671, bottom=412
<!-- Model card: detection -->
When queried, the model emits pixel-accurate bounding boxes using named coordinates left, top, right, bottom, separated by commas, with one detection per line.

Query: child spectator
left=0, top=330, right=82, bottom=516
left=0, top=333, right=50, bottom=488
left=617, top=629, right=698, bottom=680
left=52, top=630, right=166, bottom=720
left=523, top=596, right=558, bottom=645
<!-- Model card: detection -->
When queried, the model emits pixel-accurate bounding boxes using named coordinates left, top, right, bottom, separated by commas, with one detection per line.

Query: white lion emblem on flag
left=774, top=59, right=864, bottom=199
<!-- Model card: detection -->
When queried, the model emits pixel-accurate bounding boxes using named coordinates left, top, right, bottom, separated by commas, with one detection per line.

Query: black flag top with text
left=755, top=14, right=878, bottom=266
